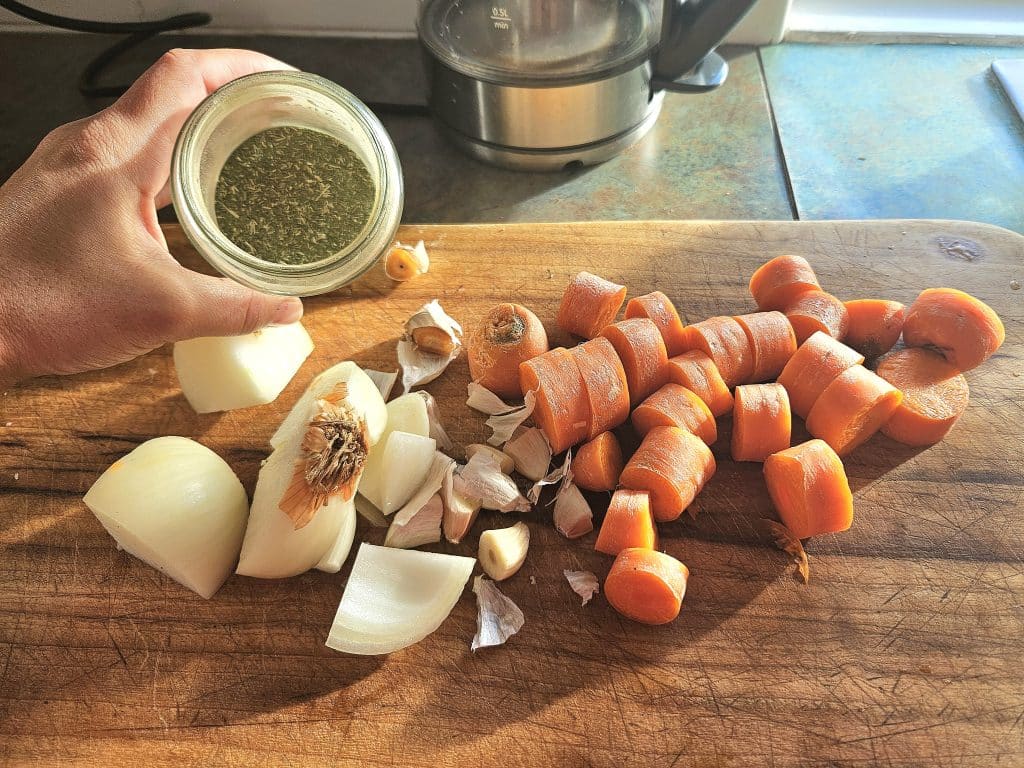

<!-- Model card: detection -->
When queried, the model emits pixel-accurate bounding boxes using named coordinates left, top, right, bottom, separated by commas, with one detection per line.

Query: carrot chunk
left=595, top=490, right=658, bottom=556
left=733, top=311, right=798, bottom=382
left=567, top=338, right=631, bottom=439
left=843, top=299, right=905, bottom=360
left=572, top=432, right=625, bottom=492
left=599, top=318, right=670, bottom=407
left=763, top=439, right=853, bottom=539
left=519, top=348, right=590, bottom=453
left=805, top=364, right=903, bottom=456
left=732, top=383, right=791, bottom=462
left=784, top=290, right=849, bottom=344
left=605, top=548, right=690, bottom=625
left=777, top=331, right=865, bottom=419
left=876, top=348, right=969, bottom=446
left=902, top=288, right=1005, bottom=372
left=556, top=271, right=627, bottom=339
left=680, top=316, right=754, bottom=388
left=749, top=255, right=821, bottom=311
left=632, top=383, right=717, bottom=445
left=620, top=426, right=716, bottom=522
left=667, top=351, right=734, bottom=417
left=625, top=291, right=688, bottom=356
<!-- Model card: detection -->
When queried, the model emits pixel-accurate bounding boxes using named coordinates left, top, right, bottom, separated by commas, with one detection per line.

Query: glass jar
left=171, top=71, right=403, bottom=296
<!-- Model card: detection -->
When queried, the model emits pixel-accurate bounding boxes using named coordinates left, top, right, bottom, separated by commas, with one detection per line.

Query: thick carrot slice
left=595, top=490, right=658, bottom=556
left=732, top=383, right=791, bottom=462
left=680, top=316, right=754, bottom=388
left=749, top=255, right=821, bottom=311
left=777, top=331, right=865, bottom=419
left=632, top=383, right=717, bottom=445
left=667, top=351, right=734, bottom=417
left=843, top=299, right=905, bottom=360
left=763, top=439, right=853, bottom=539
left=902, top=288, right=1005, bottom=372
left=519, top=348, right=590, bottom=453
left=784, top=290, right=849, bottom=344
left=620, top=426, right=716, bottom=522
left=876, top=348, right=969, bottom=446
left=572, top=431, right=625, bottom=492
left=556, top=271, right=627, bottom=339
left=733, top=311, right=798, bottom=382
left=567, top=338, right=630, bottom=439
left=805, top=364, right=903, bottom=456
left=599, top=318, right=670, bottom=407
left=605, top=548, right=689, bottom=625
left=625, top=291, right=688, bottom=357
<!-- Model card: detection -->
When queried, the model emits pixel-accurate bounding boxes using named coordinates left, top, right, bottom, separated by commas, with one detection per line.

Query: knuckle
left=47, top=115, right=120, bottom=170
left=157, top=48, right=196, bottom=73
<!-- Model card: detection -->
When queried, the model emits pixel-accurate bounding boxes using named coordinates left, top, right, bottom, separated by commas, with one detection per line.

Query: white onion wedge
left=325, top=543, right=475, bottom=655
left=173, top=323, right=314, bottom=414
left=380, top=432, right=437, bottom=515
left=315, top=500, right=358, bottom=572
left=357, top=393, right=429, bottom=509
left=84, top=436, right=248, bottom=599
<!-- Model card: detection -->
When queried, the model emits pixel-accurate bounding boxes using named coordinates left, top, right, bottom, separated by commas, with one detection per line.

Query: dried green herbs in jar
left=215, top=126, right=376, bottom=265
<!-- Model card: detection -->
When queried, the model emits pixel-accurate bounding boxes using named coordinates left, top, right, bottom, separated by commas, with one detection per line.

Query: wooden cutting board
left=0, top=220, right=1021, bottom=767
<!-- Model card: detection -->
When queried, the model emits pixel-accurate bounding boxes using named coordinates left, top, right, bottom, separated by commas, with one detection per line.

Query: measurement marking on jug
left=491, top=6, right=510, bottom=29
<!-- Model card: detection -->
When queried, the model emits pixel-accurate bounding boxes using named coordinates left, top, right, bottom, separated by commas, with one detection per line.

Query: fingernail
left=271, top=298, right=304, bottom=326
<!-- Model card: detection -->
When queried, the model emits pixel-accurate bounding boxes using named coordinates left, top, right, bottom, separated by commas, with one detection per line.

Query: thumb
left=175, top=271, right=304, bottom=339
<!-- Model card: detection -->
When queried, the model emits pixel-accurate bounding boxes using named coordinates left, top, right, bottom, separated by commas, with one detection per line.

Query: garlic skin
left=471, top=575, right=525, bottom=651
left=84, top=436, right=248, bottom=599
left=441, top=466, right=482, bottom=544
left=485, top=391, right=536, bottom=447
left=466, top=382, right=516, bottom=415
left=174, top=323, right=314, bottom=414
left=418, top=391, right=454, bottom=452
left=564, top=570, right=600, bottom=606
left=458, top=451, right=531, bottom=513
left=465, top=444, right=515, bottom=475
left=478, top=522, right=530, bottom=581
left=553, top=481, right=594, bottom=539
left=365, top=369, right=399, bottom=401
left=384, top=493, right=443, bottom=549
left=398, top=300, right=463, bottom=394
left=357, top=393, right=429, bottom=510
left=384, top=240, right=429, bottom=281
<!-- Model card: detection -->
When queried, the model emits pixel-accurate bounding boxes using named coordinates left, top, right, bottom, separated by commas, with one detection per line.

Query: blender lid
left=418, top=0, right=655, bottom=86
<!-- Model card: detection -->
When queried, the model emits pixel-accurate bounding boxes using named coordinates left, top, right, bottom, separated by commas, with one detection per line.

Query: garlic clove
left=441, top=466, right=482, bottom=544
left=471, top=575, right=525, bottom=651
left=478, top=522, right=530, bottom=581
left=384, top=493, right=443, bottom=549
left=503, top=426, right=552, bottom=482
left=458, top=451, right=531, bottom=513
left=564, top=569, right=600, bottom=606
left=553, top=480, right=593, bottom=539
left=384, top=240, right=430, bottom=281
left=465, top=443, right=515, bottom=475
left=398, top=300, right=463, bottom=394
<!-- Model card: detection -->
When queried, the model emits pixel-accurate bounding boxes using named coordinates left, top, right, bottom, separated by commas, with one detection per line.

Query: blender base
left=438, top=91, right=664, bottom=172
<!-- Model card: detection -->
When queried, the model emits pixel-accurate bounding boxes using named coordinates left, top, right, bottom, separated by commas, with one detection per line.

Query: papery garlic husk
left=441, top=465, right=482, bottom=544
left=485, top=390, right=535, bottom=447
left=418, top=391, right=453, bottom=452
left=478, top=522, right=530, bottom=581
left=528, top=449, right=572, bottom=503
left=384, top=240, right=429, bottom=281
left=465, top=443, right=515, bottom=475
left=553, top=480, right=593, bottom=539
left=466, top=381, right=517, bottom=415
left=458, top=451, right=531, bottom=513
left=385, top=493, right=443, bottom=549
left=471, top=575, right=525, bottom=651
left=503, top=426, right=551, bottom=482
left=365, top=369, right=399, bottom=402
left=564, top=569, right=600, bottom=606
left=398, top=300, right=463, bottom=394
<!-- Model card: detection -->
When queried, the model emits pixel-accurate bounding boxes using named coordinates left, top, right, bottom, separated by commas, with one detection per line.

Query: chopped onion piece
left=441, top=467, right=482, bottom=544
left=466, top=382, right=517, bottom=415
left=398, top=300, right=463, bottom=394
left=553, top=480, right=593, bottom=539
left=485, top=390, right=536, bottom=447
left=564, top=570, right=600, bottom=606
left=459, top=451, right=530, bottom=513
left=365, top=369, right=399, bottom=401
left=379, top=432, right=438, bottom=515
left=503, top=426, right=551, bottom=481
left=326, top=544, right=474, bottom=656
left=389, top=451, right=454, bottom=525
left=358, top=393, right=430, bottom=509
left=385, top=493, right=443, bottom=549
left=354, top=494, right=388, bottom=528
left=418, top=391, right=454, bottom=452
left=315, top=501, right=358, bottom=572
left=472, top=575, right=525, bottom=651
left=528, top=450, right=572, bottom=503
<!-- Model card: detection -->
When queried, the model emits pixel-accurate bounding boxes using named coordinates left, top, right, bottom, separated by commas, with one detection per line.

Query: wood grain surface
left=0, top=220, right=1021, bottom=767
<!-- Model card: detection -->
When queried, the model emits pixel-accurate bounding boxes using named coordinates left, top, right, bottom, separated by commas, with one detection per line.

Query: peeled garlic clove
left=418, top=391, right=453, bottom=452
left=503, top=426, right=551, bottom=481
left=441, top=467, right=482, bottom=544
left=84, top=436, right=248, bottom=599
left=465, top=443, right=515, bottom=475
left=174, top=323, right=314, bottom=414
left=485, top=390, right=536, bottom=447
left=564, top=569, right=600, bottom=606
left=398, top=300, right=462, bottom=394
left=385, top=493, right=443, bottom=549
left=358, top=393, right=430, bottom=510
left=379, top=432, right=438, bottom=515
left=553, top=480, right=593, bottom=539
left=459, top=451, right=530, bottom=513
left=326, top=543, right=474, bottom=656
left=478, top=522, right=530, bottom=581
left=472, top=575, right=524, bottom=651
left=384, top=240, right=429, bottom=281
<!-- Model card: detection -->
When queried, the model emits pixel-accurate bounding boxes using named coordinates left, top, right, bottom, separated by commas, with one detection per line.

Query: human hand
left=0, top=48, right=304, bottom=385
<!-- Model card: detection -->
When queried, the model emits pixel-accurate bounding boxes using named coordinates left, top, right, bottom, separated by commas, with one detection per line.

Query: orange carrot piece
left=777, top=331, right=865, bottom=419
left=556, top=271, right=627, bottom=339
left=733, top=311, right=798, bottom=382
left=902, top=288, right=1005, bottom=372
left=749, top=255, right=821, bottom=311
left=784, top=290, right=849, bottom=344
left=567, top=338, right=631, bottom=439
left=620, top=426, right=716, bottom=522
left=625, top=291, right=688, bottom=357
left=843, top=299, right=905, bottom=360
left=680, top=316, right=754, bottom=388
left=572, top=432, right=625, bottom=492
left=632, top=383, right=717, bottom=445
left=667, top=351, right=734, bottom=417
left=732, top=383, right=791, bottom=462
left=805, top=364, right=903, bottom=456
left=763, top=439, right=853, bottom=539
left=876, top=348, right=969, bottom=446
left=595, top=490, right=658, bottom=556
left=605, top=548, right=690, bottom=625
left=519, top=348, right=590, bottom=453
left=599, top=318, right=670, bottom=407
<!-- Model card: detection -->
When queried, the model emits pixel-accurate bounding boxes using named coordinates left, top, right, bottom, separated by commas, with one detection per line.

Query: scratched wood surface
left=0, top=220, right=1021, bottom=767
